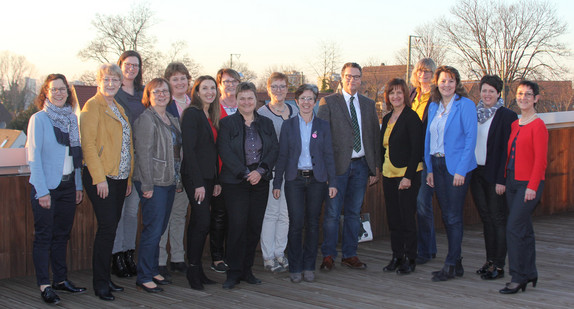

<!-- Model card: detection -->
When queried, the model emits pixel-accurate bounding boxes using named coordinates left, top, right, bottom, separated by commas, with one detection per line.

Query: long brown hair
left=430, top=66, right=468, bottom=103
left=190, top=75, right=221, bottom=130
left=35, top=74, right=76, bottom=109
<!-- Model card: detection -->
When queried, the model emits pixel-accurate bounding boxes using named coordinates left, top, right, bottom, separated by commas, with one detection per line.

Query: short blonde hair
left=410, top=58, right=437, bottom=88
left=97, top=63, right=123, bottom=84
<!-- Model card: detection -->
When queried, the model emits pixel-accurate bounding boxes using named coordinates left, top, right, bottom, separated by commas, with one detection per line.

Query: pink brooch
left=312, top=131, right=318, bottom=139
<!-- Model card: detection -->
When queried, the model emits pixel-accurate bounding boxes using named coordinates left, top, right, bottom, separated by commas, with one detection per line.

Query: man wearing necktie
left=317, top=62, right=381, bottom=271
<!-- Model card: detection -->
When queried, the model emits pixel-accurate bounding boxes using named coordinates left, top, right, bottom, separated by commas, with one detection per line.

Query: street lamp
left=406, top=35, right=421, bottom=81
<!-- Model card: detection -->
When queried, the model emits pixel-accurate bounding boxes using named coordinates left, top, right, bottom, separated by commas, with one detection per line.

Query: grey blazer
left=317, top=92, right=381, bottom=176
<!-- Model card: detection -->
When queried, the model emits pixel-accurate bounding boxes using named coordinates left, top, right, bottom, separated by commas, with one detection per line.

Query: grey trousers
left=159, top=189, right=189, bottom=265
left=112, top=183, right=139, bottom=253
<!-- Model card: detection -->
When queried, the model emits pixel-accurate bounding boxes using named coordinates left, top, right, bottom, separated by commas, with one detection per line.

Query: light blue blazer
left=424, top=95, right=477, bottom=176
left=27, top=111, right=82, bottom=198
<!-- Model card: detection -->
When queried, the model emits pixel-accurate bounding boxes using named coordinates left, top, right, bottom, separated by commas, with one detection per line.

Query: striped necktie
left=349, top=96, right=361, bottom=152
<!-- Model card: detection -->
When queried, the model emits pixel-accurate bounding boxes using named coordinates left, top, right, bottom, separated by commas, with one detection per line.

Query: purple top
left=244, top=123, right=265, bottom=176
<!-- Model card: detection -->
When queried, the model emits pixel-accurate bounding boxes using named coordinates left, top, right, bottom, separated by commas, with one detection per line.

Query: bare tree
left=439, top=0, right=569, bottom=100
left=147, top=41, right=202, bottom=82
left=393, top=23, right=448, bottom=66
left=75, top=71, right=97, bottom=86
left=361, top=57, right=387, bottom=103
left=78, top=2, right=156, bottom=64
left=0, top=51, right=35, bottom=112
left=220, top=60, right=257, bottom=83
left=258, top=65, right=306, bottom=91
left=310, top=41, right=342, bottom=92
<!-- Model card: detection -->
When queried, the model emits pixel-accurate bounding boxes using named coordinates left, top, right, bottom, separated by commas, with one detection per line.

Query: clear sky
left=2, top=0, right=573, bottom=82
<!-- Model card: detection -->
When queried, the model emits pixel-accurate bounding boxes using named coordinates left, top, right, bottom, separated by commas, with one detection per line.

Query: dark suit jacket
left=180, top=106, right=218, bottom=188
left=166, top=99, right=182, bottom=119
left=273, top=116, right=337, bottom=189
left=479, top=106, right=517, bottom=185
left=380, top=107, right=423, bottom=180
left=317, top=92, right=381, bottom=176
left=217, top=112, right=279, bottom=184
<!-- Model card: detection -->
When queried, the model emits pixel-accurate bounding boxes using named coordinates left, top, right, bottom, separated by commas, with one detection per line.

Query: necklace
left=271, top=103, right=287, bottom=114
left=519, top=113, right=536, bottom=125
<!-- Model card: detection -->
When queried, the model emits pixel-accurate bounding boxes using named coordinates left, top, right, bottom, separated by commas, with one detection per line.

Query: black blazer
left=217, top=112, right=279, bottom=184
left=380, top=107, right=423, bottom=180
left=180, top=106, right=218, bottom=188
left=479, top=106, right=517, bottom=185
left=273, top=116, right=337, bottom=189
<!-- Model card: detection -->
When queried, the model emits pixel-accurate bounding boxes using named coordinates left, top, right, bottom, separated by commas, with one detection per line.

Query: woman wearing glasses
left=81, top=64, right=133, bottom=301
left=112, top=50, right=145, bottom=278
left=132, top=78, right=182, bottom=293
left=258, top=72, right=298, bottom=273
left=27, top=74, right=86, bottom=304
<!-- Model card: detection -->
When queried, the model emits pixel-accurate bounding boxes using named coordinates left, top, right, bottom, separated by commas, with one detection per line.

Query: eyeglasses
left=49, top=87, right=67, bottom=93
left=344, top=74, right=361, bottom=80
left=103, top=78, right=121, bottom=84
left=517, top=92, right=535, bottom=97
left=222, top=80, right=239, bottom=86
left=418, top=69, right=432, bottom=74
left=152, top=89, right=170, bottom=96
left=298, top=96, right=315, bottom=102
left=123, top=63, right=139, bottom=69
left=270, top=85, right=287, bottom=91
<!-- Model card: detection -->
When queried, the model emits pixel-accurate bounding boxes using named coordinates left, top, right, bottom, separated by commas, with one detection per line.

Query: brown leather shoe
left=320, top=256, right=335, bottom=271
left=341, top=256, right=367, bottom=269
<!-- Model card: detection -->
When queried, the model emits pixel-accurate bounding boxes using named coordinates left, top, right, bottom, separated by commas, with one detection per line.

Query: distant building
left=285, top=71, right=305, bottom=90
left=0, top=129, right=26, bottom=148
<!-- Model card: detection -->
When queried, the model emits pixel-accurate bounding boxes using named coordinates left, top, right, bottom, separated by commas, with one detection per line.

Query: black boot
left=396, top=257, right=416, bottom=274
left=112, top=252, right=131, bottom=278
left=124, top=249, right=138, bottom=276
left=199, top=266, right=217, bottom=285
left=383, top=256, right=402, bottom=272
left=186, top=265, right=204, bottom=290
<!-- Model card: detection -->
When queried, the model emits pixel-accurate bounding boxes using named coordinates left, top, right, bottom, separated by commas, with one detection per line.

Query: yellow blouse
left=382, top=122, right=423, bottom=178
left=411, top=89, right=430, bottom=120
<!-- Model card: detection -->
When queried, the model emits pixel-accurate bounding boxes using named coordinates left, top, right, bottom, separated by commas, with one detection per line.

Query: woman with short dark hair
left=28, top=74, right=86, bottom=304
left=217, top=82, right=278, bottom=289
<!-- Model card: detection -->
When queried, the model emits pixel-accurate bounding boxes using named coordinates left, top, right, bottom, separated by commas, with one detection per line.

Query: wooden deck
left=2, top=212, right=574, bottom=308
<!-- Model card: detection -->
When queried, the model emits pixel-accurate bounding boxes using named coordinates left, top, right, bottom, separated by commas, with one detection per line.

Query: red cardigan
left=506, top=118, right=548, bottom=191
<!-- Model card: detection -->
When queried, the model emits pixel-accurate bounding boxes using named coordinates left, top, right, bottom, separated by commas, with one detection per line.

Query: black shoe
left=108, top=281, right=124, bottom=292
left=476, top=260, right=493, bottom=275
left=170, top=262, right=188, bottom=273
left=211, top=261, right=229, bottom=273
left=112, top=252, right=131, bottom=278
left=136, top=282, right=164, bottom=293
left=431, top=265, right=455, bottom=282
left=481, top=267, right=504, bottom=280
left=527, top=277, right=538, bottom=287
left=241, top=274, right=262, bottom=285
left=455, top=257, right=464, bottom=277
left=186, top=265, right=204, bottom=290
left=396, top=257, right=416, bottom=275
left=52, top=280, right=87, bottom=294
left=499, top=282, right=527, bottom=294
left=153, top=277, right=172, bottom=285
left=222, top=278, right=239, bottom=290
left=95, top=289, right=114, bottom=301
left=383, top=257, right=402, bottom=272
left=158, top=266, right=172, bottom=280
left=41, top=287, right=61, bottom=304
left=200, top=266, right=217, bottom=285
left=415, top=256, right=431, bottom=264
left=124, top=249, right=138, bottom=276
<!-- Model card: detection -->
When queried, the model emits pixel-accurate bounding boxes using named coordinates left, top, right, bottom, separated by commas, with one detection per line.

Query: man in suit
left=317, top=62, right=381, bottom=270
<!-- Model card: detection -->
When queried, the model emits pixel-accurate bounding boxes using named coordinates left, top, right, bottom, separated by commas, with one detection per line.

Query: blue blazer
left=424, top=95, right=477, bottom=176
left=27, top=111, right=82, bottom=198
left=273, top=116, right=337, bottom=190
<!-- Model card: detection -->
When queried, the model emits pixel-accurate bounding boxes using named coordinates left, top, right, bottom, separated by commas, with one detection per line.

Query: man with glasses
left=317, top=62, right=381, bottom=271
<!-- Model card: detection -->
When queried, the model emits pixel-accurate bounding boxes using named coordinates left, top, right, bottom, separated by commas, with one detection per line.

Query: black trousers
left=209, top=194, right=227, bottom=262
left=183, top=178, right=214, bottom=265
left=470, top=166, right=508, bottom=267
left=222, top=180, right=269, bottom=280
left=382, top=173, right=420, bottom=260
left=83, top=167, right=127, bottom=291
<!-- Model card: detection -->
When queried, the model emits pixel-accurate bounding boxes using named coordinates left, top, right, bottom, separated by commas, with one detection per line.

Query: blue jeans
left=134, top=182, right=175, bottom=284
left=431, top=156, right=470, bottom=266
left=321, top=157, right=369, bottom=259
left=285, top=175, right=327, bottom=273
left=506, top=170, right=543, bottom=284
left=417, top=163, right=437, bottom=260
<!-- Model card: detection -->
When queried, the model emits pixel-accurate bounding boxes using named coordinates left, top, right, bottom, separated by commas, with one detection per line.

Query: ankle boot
left=383, top=256, right=402, bottom=272
left=186, top=265, right=204, bottom=290
left=112, top=252, right=131, bottom=278
left=124, top=250, right=138, bottom=276
left=396, top=257, right=416, bottom=274
left=199, top=266, right=217, bottom=285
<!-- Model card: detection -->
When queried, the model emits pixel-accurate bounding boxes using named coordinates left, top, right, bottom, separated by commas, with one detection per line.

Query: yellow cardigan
left=80, top=91, right=134, bottom=186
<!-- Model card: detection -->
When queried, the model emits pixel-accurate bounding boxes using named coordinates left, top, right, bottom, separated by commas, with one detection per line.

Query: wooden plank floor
left=2, top=212, right=574, bottom=309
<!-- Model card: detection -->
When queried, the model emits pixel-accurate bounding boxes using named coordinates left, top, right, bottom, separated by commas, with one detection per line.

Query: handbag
left=358, top=213, right=373, bottom=242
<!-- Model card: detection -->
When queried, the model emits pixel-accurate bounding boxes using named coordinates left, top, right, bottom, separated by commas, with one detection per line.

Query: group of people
left=26, top=53, right=548, bottom=305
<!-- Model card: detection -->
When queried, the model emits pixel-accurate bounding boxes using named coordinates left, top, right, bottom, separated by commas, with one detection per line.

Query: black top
left=480, top=107, right=518, bottom=184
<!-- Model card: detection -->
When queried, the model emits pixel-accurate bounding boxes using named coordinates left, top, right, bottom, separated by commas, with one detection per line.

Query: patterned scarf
left=477, top=98, right=504, bottom=124
left=43, top=99, right=83, bottom=168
